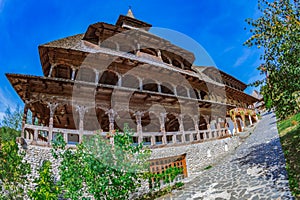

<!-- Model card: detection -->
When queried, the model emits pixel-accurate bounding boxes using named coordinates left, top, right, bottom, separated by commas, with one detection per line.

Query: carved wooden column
left=157, top=84, right=162, bottom=93
left=21, top=105, right=28, bottom=138
left=106, top=109, right=117, bottom=133
left=118, top=75, right=122, bottom=87
left=64, top=132, right=68, bottom=144
left=33, top=129, right=38, bottom=141
left=76, top=105, right=88, bottom=143
left=47, top=102, right=58, bottom=144
left=157, top=50, right=162, bottom=60
left=173, top=86, right=177, bottom=96
left=135, top=111, right=144, bottom=144
left=31, top=112, right=36, bottom=125
left=249, top=115, right=253, bottom=125
left=106, top=109, right=117, bottom=145
left=177, top=114, right=185, bottom=142
left=203, top=115, right=211, bottom=140
left=192, top=115, right=200, bottom=141
left=233, top=118, right=237, bottom=135
left=71, top=67, right=76, bottom=80
left=241, top=115, right=246, bottom=131
left=151, top=135, right=156, bottom=146
left=115, top=42, right=120, bottom=51
left=187, top=88, right=191, bottom=98
left=158, top=113, right=167, bottom=144
left=48, top=65, right=54, bottom=77
left=137, top=43, right=141, bottom=53
left=216, top=118, right=222, bottom=138
left=139, top=78, right=143, bottom=91
left=94, top=70, right=100, bottom=84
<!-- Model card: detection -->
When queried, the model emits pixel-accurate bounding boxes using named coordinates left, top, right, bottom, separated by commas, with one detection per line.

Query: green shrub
left=0, top=140, right=30, bottom=199
left=51, top=124, right=151, bottom=200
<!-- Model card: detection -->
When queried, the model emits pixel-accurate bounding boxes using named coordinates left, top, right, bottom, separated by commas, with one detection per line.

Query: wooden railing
left=23, top=124, right=230, bottom=147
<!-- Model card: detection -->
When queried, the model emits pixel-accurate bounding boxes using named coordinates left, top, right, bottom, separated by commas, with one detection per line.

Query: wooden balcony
left=23, top=124, right=230, bottom=148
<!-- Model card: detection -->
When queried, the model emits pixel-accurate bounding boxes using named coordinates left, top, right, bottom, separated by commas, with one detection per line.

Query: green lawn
left=278, top=113, right=300, bottom=199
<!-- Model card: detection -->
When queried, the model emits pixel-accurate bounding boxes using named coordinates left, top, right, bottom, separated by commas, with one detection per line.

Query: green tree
left=0, top=105, right=23, bottom=144
left=0, top=140, right=30, bottom=199
left=52, top=124, right=151, bottom=200
left=28, top=160, right=60, bottom=200
left=245, top=0, right=300, bottom=119
left=1, top=105, right=23, bottom=131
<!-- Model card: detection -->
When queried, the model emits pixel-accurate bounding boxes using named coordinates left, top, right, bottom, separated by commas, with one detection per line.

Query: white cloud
left=234, top=49, right=253, bottom=67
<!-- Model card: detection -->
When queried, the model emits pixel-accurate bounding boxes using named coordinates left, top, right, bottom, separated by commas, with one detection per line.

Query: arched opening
left=210, top=119, right=217, bottom=129
left=251, top=115, right=257, bottom=124
left=97, top=109, right=109, bottom=132
left=176, top=85, right=188, bottom=97
left=172, top=59, right=182, bottom=69
left=165, top=113, right=179, bottom=132
left=140, top=48, right=157, bottom=56
left=142, top=112, right=160, bottom=132
left=83, top=108, right=101, bottom=131
left=143, top=79, right=158, bottom=92
left=77, top=67, right=95, bottom=82
left=226, top=117, right=235, bottom=134
left=199, top=116, right=207, bottom=130
left=200, top=90, right=209, bottom=100
left=99, top=71, right=119, bottom=86
left=161, top=54, right=171, bottom=64
left=189, top=88, right=200, bottom=99
left=183, top=115, right=194, bottom=131
left=161, top=82, right=174, bottom=95
left=122, top=74, right=139, bottom=89
left=244, top=115, right=251, bottom=127
left=53, top=65, right=72, bottom=79
left=236, top=117, right=243, bottom=132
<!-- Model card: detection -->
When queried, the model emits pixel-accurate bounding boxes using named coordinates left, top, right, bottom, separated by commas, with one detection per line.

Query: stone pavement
left=158, top=112, right=295, bottom=200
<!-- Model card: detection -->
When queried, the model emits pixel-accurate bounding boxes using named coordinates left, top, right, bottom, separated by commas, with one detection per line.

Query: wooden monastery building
left=6, top=10, right=258, bottom=149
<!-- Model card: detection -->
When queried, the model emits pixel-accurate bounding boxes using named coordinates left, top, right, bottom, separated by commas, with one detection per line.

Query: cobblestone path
left=158, top=112, right=294, bottom=200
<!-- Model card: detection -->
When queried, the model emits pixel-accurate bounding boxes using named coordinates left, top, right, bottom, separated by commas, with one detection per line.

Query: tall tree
left=1, top=105, right=23, bottom=131
left=245, top=0, right=300, bottom=119
left=0, top=105, right=23, bottom=144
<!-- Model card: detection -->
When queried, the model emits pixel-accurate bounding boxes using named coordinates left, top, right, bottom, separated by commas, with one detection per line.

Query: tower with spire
left=115, top=7, right=152, bottom=30
left=126, top=6, right=135, bottom=18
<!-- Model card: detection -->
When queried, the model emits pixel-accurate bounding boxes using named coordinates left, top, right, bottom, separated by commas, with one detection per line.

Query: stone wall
left=20, top=145, right=61, bottom=187
left=150, top=136, right=240, bottom=175
left=22, top=136, right=240, bottom=180
left=20, top=135, right=240, bottom=198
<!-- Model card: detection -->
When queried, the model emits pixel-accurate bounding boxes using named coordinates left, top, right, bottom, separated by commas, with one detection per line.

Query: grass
left=278, top=112, right=300, bottom=199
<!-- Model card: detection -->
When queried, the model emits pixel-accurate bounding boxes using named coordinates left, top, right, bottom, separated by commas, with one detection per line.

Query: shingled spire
left=126, top=6, right=135, bottom=18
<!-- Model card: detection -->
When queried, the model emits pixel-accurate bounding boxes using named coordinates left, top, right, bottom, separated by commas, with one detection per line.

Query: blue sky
left=0, top=0, right=263, bottom=120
